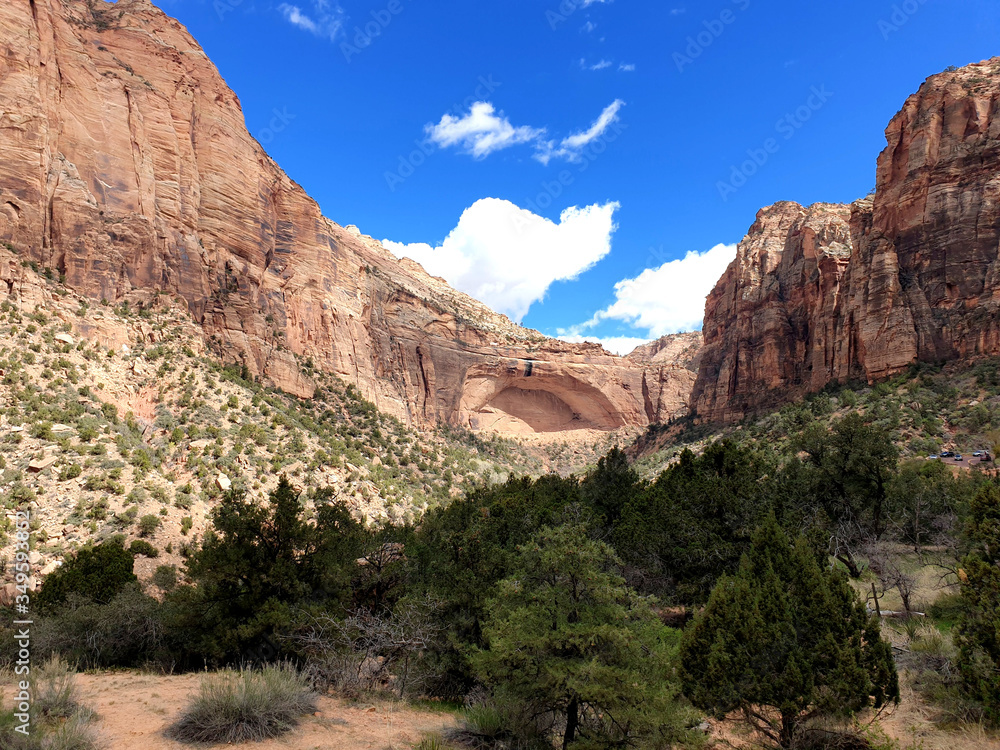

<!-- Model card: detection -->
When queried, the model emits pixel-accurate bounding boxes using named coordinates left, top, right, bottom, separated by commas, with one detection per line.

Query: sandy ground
left=698, top=671, right=1000, bottom=750
left=5, top=672, right=455, bottom=750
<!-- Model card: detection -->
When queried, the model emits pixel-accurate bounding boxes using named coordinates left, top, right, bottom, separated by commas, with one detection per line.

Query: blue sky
left=154, top=0, right=1000, bottom=353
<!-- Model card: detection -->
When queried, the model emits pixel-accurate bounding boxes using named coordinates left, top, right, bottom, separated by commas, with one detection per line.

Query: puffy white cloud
left=559, top=335, right=651, bottom=356
left=618, top=62, right=636, bottom=72
left=567, top=243, right=736, bottom=339
left=424, top=102, right=544, bottom=159
left=534, top=99, right=625, bottom=165
left=383, top=199, right=620, bottom=322
left=278, top=1, right=344, bottom=40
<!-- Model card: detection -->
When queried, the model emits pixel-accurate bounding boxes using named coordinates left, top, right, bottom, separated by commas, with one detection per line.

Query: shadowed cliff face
left=693, top=58, right=1000, bottom=423
left=0, top=0, right=693, bottom=433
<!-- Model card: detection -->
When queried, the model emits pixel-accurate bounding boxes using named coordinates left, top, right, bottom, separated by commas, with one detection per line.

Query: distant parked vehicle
left=974, top=451, right=983, bottom=457
left=941, top=451, right=955, bottom=457
left=983, top=453, right=994, bottom=462
left=928, top=455, right=939, bottom=459
left=955, top=455, right=964, bottom=461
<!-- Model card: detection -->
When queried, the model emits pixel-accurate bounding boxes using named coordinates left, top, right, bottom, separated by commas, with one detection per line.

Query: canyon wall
left=0, top=0, right=691, bottom=434
left=693, top=58, right=1000, bottom=422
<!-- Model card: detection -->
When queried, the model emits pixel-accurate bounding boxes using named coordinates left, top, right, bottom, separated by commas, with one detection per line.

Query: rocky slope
left=0, top=0, right=689, bottom=435
left=693, top=58, right=1000, bottom=422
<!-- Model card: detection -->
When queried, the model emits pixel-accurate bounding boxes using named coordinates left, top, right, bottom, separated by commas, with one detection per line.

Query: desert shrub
left=36, top=713, right=103, bottom=750
left=114, top=506, right=137, bottom=528
left=129, top=540, right=158, bottom=558
left=152, top=564, right=177, bottom=591
left=33, top=655, right=82, bottom=722
left=288, top=598, right=442, bottom=699
left=34, top=583, right=166, bottom=669
left=137, top=514, right=161, bottom=537
left=130, top=448, right=152, bottom=471
left=31, top=421, right=54, bottom=441
left=58, top=464, right=82, bottom=481
left=929, top=591, right=964, bottom=631
left=448, top=697, right=547, bottom=750
left=76, top=419, right=99, bottom=443
left=166, top=664, right=316, bottom=744
left=0, top=656, right=102, bottom=750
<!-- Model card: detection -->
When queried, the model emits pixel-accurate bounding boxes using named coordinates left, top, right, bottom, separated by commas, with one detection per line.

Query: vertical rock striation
left=694, top=58, right=1000, bottom=423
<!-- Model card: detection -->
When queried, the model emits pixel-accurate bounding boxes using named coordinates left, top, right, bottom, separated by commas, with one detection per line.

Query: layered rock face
left=0, top=0, right=690, bottom=434
left=693, top=58, right=1000, bottom=422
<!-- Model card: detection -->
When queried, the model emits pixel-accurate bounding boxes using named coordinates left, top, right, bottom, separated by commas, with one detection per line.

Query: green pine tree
left=34, top=538, right=137, bottom=612
left=679, top=515, right=898, bottom=748
left=473, top=523, right=694, bottom=750
left=955, top=482, right=1000, bottom=723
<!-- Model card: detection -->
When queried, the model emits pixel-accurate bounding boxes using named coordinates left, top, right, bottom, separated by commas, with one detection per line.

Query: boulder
left=28, top=456, right=57, bottom=473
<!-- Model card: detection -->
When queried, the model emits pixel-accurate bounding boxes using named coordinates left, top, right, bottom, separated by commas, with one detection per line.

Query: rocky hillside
left=0, top=0, right=691, bottom=436
left=693, top=58, right=1000, bottom=423
left=0, top=248, right=638, bottom=595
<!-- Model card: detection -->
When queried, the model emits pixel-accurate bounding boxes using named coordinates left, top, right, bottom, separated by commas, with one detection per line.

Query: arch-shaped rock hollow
left=458, top=361, right=628, bottom=434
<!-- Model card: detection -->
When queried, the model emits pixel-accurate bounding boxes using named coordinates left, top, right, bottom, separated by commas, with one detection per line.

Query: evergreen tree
left=679, top=515, right=898, bottom=748
left=408, top=474, right=582, bottom=695
left=35, top=539, right=137, bottom=612
left=796, top=414, right=899, bottom=576
left=580, top=446, right=640, bottom=526
left=955, top=482, right=1000, bottom=722
left=474, top=523, right=693, bottom=750
left=172, top=476, right=368, bottom=662
left=613, top=441, right=779, bottom=602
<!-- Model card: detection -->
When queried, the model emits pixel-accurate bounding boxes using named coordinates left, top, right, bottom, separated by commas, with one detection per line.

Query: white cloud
left=535, top=99, right=625, bottom=165
left=425, top=100, right=624, bottom=165
left=278, top=1, right=344, bottom=41
left=580, top=58, right=634, bottom=73
left=566, top=243, right=737, bottom=339
left=424, top=102, right=544, bottom=159
left=559, top=335, right=651, bottom=356
left=383, top=199, right=620, bottom=322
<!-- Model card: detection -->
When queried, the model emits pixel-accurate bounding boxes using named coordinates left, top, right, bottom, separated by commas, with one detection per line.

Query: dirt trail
left=55, top=672, right=453, bottom=750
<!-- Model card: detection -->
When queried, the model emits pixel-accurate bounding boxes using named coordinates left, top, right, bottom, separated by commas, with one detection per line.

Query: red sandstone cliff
left=693, top=58, right=1000, bottom=422
left=0, top=0, right=690, bottom=434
